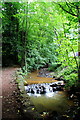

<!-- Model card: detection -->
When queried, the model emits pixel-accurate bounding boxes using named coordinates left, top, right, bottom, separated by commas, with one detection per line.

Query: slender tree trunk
left=24, top=2, right=28, bottom=72
left=78, top=20, right=80, bottom=81
left=77, top=5, right=80, bottom=82
left=21, top=3, right=28, bottom=73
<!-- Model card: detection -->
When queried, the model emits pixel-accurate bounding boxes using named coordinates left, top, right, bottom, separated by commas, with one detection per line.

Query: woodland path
left=2, top=66, right=23, bottom=120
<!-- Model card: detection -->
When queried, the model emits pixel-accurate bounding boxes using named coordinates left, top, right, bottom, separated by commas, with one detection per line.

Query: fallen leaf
left=63, top=114, right=69, bottom=118
left=32, top=108, right=35, bottom=110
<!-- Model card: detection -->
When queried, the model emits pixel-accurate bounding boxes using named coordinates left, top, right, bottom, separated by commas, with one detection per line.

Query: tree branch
left=58, top=3, right=77, bottom=17
left=66, top=2, right=74, bottom=13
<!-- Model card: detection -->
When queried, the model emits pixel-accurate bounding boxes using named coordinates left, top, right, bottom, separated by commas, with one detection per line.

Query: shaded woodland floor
left=2, top=66, right=23, bottom=120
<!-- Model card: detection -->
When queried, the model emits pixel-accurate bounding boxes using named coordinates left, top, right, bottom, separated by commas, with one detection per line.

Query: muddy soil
left=2, top=66, right=23, bottom=119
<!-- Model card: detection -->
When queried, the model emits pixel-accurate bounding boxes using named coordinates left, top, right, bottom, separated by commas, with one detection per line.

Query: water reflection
left=25, top=84, right=72, bottom=113
left=30, top=91, right=69, bottom=113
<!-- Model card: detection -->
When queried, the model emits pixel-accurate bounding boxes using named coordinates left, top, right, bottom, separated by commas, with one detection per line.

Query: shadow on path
left=2, top=66, right=23, bottom=119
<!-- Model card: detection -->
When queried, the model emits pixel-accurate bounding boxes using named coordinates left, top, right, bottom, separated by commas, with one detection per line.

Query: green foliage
left=2, top=2, right=79, bottom=88
left=48, top=62, right=61, bottom=71
left=64, top=73, right=78, bottom=88
left=54, top=63, right=78, bottom=88
left=57, top=66, right=77, bottom=77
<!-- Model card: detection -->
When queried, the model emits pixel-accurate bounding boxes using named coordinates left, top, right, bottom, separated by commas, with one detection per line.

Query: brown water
left=25, top=70, right=73, bottom=113
left=25, top=70, right=58, bottom=84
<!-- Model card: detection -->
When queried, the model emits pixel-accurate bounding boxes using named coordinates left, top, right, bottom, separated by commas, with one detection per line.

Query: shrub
left=64, top=73, right=78, bottom=88
left=48, top=62, right=61, bottom=71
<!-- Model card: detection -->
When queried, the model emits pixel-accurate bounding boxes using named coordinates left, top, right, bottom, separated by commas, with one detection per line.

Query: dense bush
left=48, top=62, right=61, bottom=71
left=64, top=73, right=78, bottom=88
left=53, top=63, right=78, bottom=88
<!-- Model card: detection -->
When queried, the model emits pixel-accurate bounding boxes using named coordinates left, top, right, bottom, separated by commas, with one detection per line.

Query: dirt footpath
left=2, top=66, right=23, bottom=119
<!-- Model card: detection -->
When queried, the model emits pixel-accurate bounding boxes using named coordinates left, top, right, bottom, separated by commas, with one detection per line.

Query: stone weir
left=25, top=81, right=65, bottom=96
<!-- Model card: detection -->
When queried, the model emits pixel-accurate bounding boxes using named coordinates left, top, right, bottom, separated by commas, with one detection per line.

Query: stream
left=24, top=70, right=73, bottom=113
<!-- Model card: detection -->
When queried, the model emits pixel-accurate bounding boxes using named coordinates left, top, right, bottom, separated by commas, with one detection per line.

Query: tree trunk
left=78, top=20, right=80, bottom=81
left=77, top=5, right=80, bottom=82
left=21, top=3, right=28, bottom=73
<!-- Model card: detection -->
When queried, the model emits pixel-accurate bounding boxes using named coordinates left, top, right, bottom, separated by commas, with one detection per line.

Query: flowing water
left=25, top=70, right=73, bottom=113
